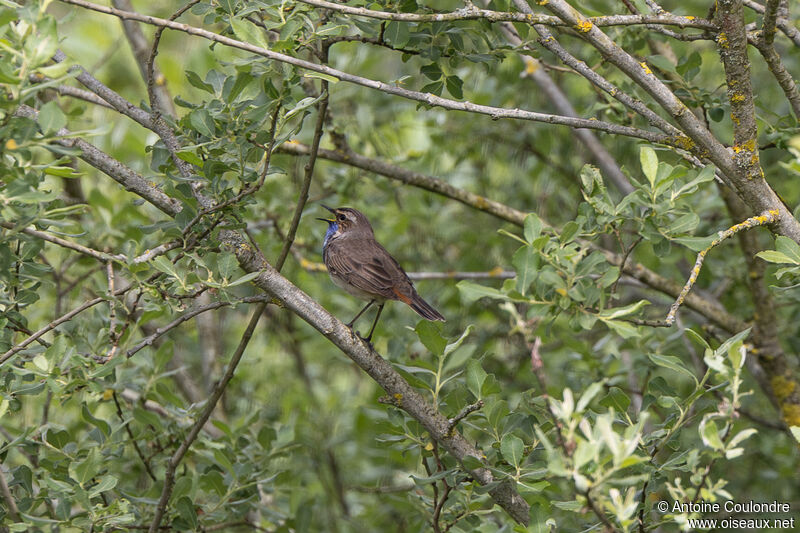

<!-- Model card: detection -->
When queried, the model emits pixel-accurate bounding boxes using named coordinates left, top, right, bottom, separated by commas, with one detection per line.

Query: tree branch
left=529, top=0, right=800, bottom=242
left=666, top=210, right=778, bottom=325
left=56, top=0, right=676, bottom=146
left=126, top=295, right=270, bottom=359
left=297, top=0, right=715, bottom=29
left=275, top=90, right=328, bottom=271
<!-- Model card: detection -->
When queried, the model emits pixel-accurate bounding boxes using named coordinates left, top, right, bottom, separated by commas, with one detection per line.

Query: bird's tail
left=409, top=293, right=445, bottom=321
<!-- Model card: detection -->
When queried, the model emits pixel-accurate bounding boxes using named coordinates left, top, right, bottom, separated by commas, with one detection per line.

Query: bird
left=317, top=205, right=445, bottom=344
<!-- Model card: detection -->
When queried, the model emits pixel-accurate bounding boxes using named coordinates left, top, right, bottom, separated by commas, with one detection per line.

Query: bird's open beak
left=318, top=204, right=337, bottom=223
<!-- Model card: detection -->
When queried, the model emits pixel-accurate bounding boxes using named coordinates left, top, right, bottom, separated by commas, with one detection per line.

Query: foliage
left=1, top=0, right=800, bottom=531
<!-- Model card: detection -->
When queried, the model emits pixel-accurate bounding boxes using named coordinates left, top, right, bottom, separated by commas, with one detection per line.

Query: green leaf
left=512, top=245, right=537, bottom=296
left=560, top=221, right=579, bottom=244
left=790, top=426, right=800, bottom=444
left=38, top=101, right=66, bottom=134
left=445, top=75, right=463, bottom=99
left=176, top=497, right=198, bottom=530
left=70, top=447, right=100, bottom=485
left=456, top=281, right=508, bottom=303
left=685, top=328, right=710, bottom=350
left=230, top=17, right=269, bottom=49
left=444, top=325, right=473, bottom=356
left=755, top=250, right=797, bottom=264
left=88, top=475, right=118, bottom=499
left=648, top=353, right=698, bottom=384
left=384, top=21, right=410, bottom=47
left=667, top=213, right=699, bottom=235
left=420, top=63, right=442, bottom=80
left=465, top=360, right=487, bottom=399
left=415, top=320, right=446, bottom=356
left=303, top=71, right=340, bottom=84
left=524, top=213, right=543, bottom=243
left=599, top=387, right=630, bottom=412
left=420, top=80, right=443, bottom=95
left=598, top=300, right=649, bottom=320
left=500, top=434, right=524, bottom=468
left=673, top=235, right=716, bottom=252
left=189, top=109, right=215, bottom=137
left=227, top=271, right=260, bottom=287
left=576, top=381, right=604, bottom=413
left=699, top=417, right=724, bottom=450
left=283, top=94, right=325, bottom=120
left=186, top=71, right=214, bottom=93
left=640, top=146, right=658, bottom=187
left=775, top=236, right=800, bottom=264
left=81, top=404, right=111, bottom=438
left=601, top=319, right=640, bottom=339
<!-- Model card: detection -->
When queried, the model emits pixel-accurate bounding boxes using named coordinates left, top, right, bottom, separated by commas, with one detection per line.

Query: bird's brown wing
left=325, top=239, right=406, bottom=300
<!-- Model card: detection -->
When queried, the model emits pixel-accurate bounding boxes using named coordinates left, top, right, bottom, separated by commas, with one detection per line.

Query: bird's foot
left=354, top=331, right=374, bottom=350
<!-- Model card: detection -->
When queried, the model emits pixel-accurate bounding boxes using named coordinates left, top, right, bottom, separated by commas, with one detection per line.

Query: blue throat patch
left=323, top=222, right=338, bottom=250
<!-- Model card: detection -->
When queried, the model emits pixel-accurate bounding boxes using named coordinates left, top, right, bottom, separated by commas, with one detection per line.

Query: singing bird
left=318, top=205, right=445, bottom=343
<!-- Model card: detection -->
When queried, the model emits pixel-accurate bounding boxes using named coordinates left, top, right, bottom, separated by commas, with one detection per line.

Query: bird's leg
left=346, top=300, right=375, bottom=328
left=362, top=303, right=385, bottom=344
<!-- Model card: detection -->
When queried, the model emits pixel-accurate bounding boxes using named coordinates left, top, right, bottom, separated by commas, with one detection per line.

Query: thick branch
left=716, top=0, right=762, bottom=182
left=530, top=0, right=800, bottom=242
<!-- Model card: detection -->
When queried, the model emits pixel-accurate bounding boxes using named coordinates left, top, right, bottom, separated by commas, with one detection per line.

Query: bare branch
left=56, top=0, right=675, bottom=146
left=0, top=467, right=20, bottom=522
left=511, top=1, right=682, bottom=138
left=743, top=0, right=800, bottom=46
left=275, top=90, right=328, bottom=271
left=716, top=0, right=763, bottom=183
left=297, top=0, right=715, bottom=29
left=490, top=14, right=634, bottom=194
left=126, top=295, right=270, bottom=358
left=447, top=400, right=484, bottom=431
left=1, top=222, right=124, bottom=263
left=761, top=0, right=781, bottom=45
left=666, top=210, right=779, bottom=325
left=2, top=294, right=110, bottom=365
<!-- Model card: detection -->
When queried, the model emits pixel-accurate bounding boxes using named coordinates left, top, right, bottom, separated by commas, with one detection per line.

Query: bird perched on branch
left=318, top=205, right=445, bottom=344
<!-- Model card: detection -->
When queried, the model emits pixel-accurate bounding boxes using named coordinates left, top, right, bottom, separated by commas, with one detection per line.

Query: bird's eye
left=337, top=214, right=346, bottom=221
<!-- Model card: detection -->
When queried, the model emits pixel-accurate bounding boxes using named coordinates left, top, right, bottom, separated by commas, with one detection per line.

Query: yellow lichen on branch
left=666, top=210, right=779, bottom=325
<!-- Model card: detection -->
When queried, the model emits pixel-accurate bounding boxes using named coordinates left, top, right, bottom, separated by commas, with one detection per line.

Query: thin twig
left=148, top=301, right=268, bottom=533
left=447, top=400, right=484, bottom=432
left=666, top=210, right=779, bottom=325
left=126, top=295, right=269, bottom=358
left=1, top=290, right=123, bottom=366
left=0, top=466, right=20, bottom=522
left=275, top=90, right=328, bottom=271
left=112, top=392, right=158, bottom=481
